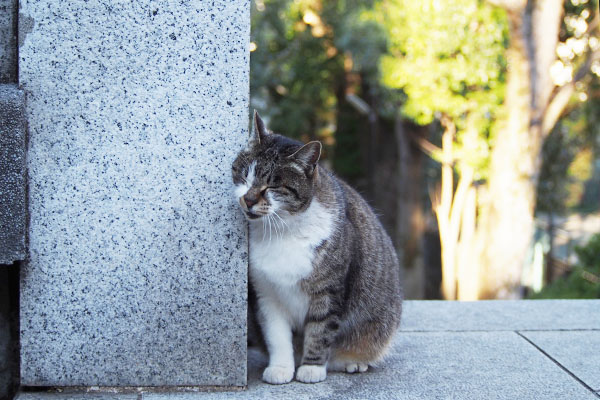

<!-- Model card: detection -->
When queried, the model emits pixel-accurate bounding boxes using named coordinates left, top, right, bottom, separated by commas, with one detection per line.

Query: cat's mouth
left=245, top=210, right=263, bottom=220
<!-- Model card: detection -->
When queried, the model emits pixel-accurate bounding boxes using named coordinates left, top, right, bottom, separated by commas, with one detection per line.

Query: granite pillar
left=19, top=0, right=249, bottom=387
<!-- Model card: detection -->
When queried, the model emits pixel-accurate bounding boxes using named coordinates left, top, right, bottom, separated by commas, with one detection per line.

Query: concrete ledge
left=0, top=84, right=26, bottom=264
left=16, top=300, right=600, bottom=399
left=401, top=300, right=600, bottom=331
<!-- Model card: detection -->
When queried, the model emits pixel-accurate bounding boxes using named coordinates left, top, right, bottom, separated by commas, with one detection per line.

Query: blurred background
left=249, top=0, right=600, bottom=300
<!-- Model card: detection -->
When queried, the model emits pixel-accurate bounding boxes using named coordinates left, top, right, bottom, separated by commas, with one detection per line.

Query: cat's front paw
left=262, top=365, right=295, bottom=385
left=295, top=364, right=327, bottom=383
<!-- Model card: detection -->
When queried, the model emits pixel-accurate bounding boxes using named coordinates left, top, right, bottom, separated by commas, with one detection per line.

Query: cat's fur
left=232, top=111, right=403, bottom=384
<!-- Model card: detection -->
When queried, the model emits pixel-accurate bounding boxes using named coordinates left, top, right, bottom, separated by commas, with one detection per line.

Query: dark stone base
left=0, top=263, right=19, bottom=400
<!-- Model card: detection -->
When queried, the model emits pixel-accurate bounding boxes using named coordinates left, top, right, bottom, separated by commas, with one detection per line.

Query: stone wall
left=19, top=0, right=249, bottom=387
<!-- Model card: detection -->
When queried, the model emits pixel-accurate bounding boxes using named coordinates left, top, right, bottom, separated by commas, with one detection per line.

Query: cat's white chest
left=249, top=200, right=335, bottom=327
left=250, top=230, right=316, bottom=286
left=249, top=199, right=334, bottom=287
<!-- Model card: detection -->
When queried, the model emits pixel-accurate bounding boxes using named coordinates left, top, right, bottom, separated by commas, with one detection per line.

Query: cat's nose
left=243, top=195, right=259, bottom=209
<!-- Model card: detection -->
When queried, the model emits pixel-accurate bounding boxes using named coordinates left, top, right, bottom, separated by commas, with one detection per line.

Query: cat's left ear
left=289, top=141, right=322, bottom=176
left=252, top=110, right=270, bottom=144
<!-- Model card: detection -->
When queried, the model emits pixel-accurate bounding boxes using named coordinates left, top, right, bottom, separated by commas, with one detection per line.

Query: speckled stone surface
left=19, top=0, right=249, bottom=387
left=0, top=84, right=26, bottom=264
left=0, top=0, right=16, bottom=82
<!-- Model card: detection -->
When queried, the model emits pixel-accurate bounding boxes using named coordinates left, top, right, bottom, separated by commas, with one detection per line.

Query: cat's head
left=231, top=111, right=321, bottom=220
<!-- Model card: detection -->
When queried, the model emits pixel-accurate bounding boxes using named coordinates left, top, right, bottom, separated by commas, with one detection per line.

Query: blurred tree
left=536, top=41, right=600, bottom=284
left=379, top=0, right=599, bottom=299
left=378, top=0, right=508, bottom=299
left=250, top=0, right=431, bottom=298
left=529, top=233, right=600, bottom=299
left=250, top=0, right=599, bottom=299
left=478, top=0, right=599, bottom=298
left=537, top=70, right=600, bottom=216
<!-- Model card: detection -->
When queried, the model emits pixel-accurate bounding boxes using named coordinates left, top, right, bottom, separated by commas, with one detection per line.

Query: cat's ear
left=252, top=110, right=270, bottom=144
left=289, top=141, right=322, bottom=176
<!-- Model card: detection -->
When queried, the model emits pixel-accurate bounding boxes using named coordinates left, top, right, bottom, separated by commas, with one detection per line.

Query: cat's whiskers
left=267, top=214, right=273, bottom=244
left=268, top=214, right=277, bottom=240
left=271, top=210, right=289, bottom=236
left=270, top=215, right=279, bottom=240
left=272, top=214, right=284, bottom=240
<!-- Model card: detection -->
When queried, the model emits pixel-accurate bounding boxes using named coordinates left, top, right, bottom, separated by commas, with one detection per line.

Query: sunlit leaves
left=378, top=0, right=508, bottom=174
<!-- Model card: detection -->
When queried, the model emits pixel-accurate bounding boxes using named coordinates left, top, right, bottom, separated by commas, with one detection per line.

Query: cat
left=232, top=111, right=403, bottom=384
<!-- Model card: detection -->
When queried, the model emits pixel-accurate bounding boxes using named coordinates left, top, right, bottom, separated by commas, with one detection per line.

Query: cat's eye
left=271, top=175, right=282, bottom=185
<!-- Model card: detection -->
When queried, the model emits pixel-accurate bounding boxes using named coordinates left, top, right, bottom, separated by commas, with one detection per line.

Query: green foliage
left=250, top=0, right=341, bottom=139
left=250, top=0, right=387, bottom=141
left=536, top=0, right=600, bottom=214
left=377, top=0, right=507, bottom=176
left=536, top=128, right=578, bottom=214
left=537, top=74, right=600, bottom=214
left=250, top=0, right=402, bottom=183
left=529, top=234, right=600, bottom=299
left=378, top=0, right=507, bottom=122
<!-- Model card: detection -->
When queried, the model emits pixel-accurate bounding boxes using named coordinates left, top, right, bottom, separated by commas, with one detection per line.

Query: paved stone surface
left=20, top=334, right=598, bottom=400
left=522, top=331, right=600, bottom=392
left=0, top=0, right=17, bottom=82
left=19, top=0, right=249, bottom=387
left=147, top=332, right=596, bottom=400
left=16, top=301, right=600, bottom=399
left=401, top=300, right=600, bottom=331
left=0, top=84, right=26, bottom=264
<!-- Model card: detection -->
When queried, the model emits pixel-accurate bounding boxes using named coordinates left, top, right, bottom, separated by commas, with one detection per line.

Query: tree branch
left=485, top=0, right=527, bottom=12
left=542, top=24, right=600, bottom=137
left=409, top=133, right=442, bottom=158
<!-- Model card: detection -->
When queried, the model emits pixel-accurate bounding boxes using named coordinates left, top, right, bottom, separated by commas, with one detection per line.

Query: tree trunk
left=433, top=118, right=477, bottom=300
left=335, top=78, right=427, bottom=299
left=457, top=185, right=479, bottom=300
left=435, top=119, right=457, bottom=300
left=394, top=117, right=426, bottom=299
left=477, top=0, right=564, bottom=298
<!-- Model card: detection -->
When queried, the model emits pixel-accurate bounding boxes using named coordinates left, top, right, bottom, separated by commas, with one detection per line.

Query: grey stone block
left=401, top=300, right=600, bottom=331
left=19, top=0, right=249, bottom=387
left=522, top=331, right=600, bottom=391
left=0, top=84, right=26, bottom=264
left=0, top=0, right=17, bottom=82
left=142, top=333, right=595, bottom=400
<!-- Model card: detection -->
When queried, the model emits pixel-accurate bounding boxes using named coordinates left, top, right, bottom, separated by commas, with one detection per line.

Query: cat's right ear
left=288, top=141, right=322, bottom=177
left=252, top=110, right=270, bottom=144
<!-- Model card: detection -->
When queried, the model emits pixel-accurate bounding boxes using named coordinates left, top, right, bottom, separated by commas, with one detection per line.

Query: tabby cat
left=232, top=111, right=402, bottom=384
